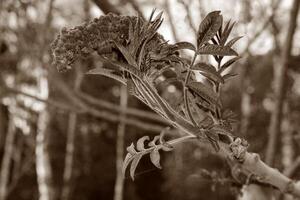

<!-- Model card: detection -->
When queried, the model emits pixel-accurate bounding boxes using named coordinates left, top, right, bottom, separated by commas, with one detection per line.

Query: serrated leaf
left=150, top=149, right=162, bottom=169
left=127, top=143, right=137, bottom=155
left=223, top=73, right=238, bottom=82
left=198, top=44, right=238, bottom=56
left=122, top=153, right=134, bottom=177
left=192, top=62, right=224, bottom=83
left=174, top=41, right=196, bottom=51
left=86, top=68, right=127, bottom=85
left=197, top=11, right=222, bottom=47
left=137, top=136, right=150, bottom=151
left=149, top=136, right=160, bottom=147
left=226, top=36, right=243, bottom=47
left=130, top=154, right=143, bottom=180
left=187, top=81, right=220, bottom=106
left=219, top=56, right=241, bottom=74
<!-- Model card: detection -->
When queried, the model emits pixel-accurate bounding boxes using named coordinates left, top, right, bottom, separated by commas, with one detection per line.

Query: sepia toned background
left=0, top=0, right=300, bottom=199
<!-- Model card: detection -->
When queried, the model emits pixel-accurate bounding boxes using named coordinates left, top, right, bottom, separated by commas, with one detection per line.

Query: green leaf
left=150, top=149, right=162, bottom=169
left=174, top=41, right=196, bottom=51
left=219, top=56, right=241, bottom=74
left=137, top=136, right=150, bottom=151
left=130, top=154, right=143, bottom=180
left=192, top=62, right=224, bottom=83
left=86, top=68, right=127, bottom=85
left=226, top=36, right=243, bottom=48
left=122, top=153, right=134, bottom=177
left=198, top=44, right=238, bottom=56
left=187, top=81, right=220, bottom=106
left=197, top=11, right=222, bottom=47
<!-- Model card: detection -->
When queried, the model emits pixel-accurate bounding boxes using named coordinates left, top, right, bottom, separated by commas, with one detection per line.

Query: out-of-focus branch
left=178, top=0, right=197, bottom=35
left=76, top=91, right=167, bottom=124
left=265, top=0, right=300, bottom=166
left=284, top=156, right=300, bottom=178
left=164, top=0, right=180, bottom=42
left=91, top=0, right=120, bottom=14
left=0, top=112, right=16, bottom=200
left=241, top=0, right=280, bottom=56
left=113, top=85, right=127, bottom=200
left=2, top=85, right=165, bottom=132
left=126, top=0, right=145, bottom=19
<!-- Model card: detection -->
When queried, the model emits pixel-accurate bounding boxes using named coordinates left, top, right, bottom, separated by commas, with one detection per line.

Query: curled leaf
left=149, top=135, right=160, bottom=147
left=122, top=153, right=134, bottom=177
left=130, top=154, right=143, bottom=180
left=150, top=149, right=162, bottom=169
left=137, top=136, right=150, bottom=151
left=127, top=143, right=137, bottom=155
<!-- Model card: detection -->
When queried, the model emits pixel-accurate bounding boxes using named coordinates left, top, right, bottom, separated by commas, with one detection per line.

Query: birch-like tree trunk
left=36, top=110, right=54, bottom=200
left=61, top=68, right=83, bottom=200
left=265, top=0, right=300, bottom=166
left=113, top=85, right=128, bottom=200
left=0, top=113, right=16, bottom=200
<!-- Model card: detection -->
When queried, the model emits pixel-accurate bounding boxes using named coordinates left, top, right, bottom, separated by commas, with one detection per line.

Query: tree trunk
left=36, top=110, right=54, bottom=200
left=113, top=85, right=128, bottom=200
left=0, top=113, right=16, bottom=200
left=265, top=0, right=300, bottom=166
left=61, top=68, right=83, bottom=200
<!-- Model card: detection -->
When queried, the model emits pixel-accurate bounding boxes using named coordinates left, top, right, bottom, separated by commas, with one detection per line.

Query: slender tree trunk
left=113, top=85, right=128, bottom=200
left=36, top=110, right=54, bottom=200
left=239, top=60, right=252, bottom=136
left=0, top=113, right=16, bottom=200
left=61, top=69, right=83, bottom=200
left=265, top=0, right=300, bottom=166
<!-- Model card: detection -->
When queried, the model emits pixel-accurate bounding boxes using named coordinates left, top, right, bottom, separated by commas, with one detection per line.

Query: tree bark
left=113, top=85, right=128, bottom=200
left=0, top=113, right=16, bottom=200
left=265, top=0, right=300, bottom=166
left=61, top=68, right=84, bottom=200
left=36, top=110, right=54, bottom=200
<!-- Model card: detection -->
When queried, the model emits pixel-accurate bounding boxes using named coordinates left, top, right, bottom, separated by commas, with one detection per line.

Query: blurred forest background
left=0, top=0, right=300, bottom=200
